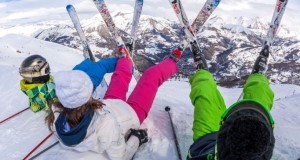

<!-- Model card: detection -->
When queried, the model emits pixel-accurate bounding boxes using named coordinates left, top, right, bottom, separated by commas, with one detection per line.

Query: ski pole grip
left=165, top=106, right=170, bottom=112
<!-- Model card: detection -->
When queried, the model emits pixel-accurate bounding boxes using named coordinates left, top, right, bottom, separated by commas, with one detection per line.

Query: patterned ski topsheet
left=191, top=0, right=220, bottom=34
left=169, top=0, right=221, bottom=49
left=92, top=0, right=125, bottom=47
left=169, top=0, right=195, bottom=39
left=92, top=0, right=141, bottom=81
left=264, top=0, right=288, bottom=47
left=66, top=5, right=96, bottom=62
left=131, top=0, right=144, bottom=40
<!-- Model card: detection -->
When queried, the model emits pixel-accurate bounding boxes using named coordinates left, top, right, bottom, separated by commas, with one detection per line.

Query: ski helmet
left=19, top=55, right=50, bottom=83
left=217, top=101, right=274, bottom=159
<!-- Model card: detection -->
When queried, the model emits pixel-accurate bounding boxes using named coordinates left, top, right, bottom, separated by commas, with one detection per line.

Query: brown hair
left=45, top=98, right=104, bottom=131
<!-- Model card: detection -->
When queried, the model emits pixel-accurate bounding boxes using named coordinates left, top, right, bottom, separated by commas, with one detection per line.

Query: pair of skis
left=66, top=0, right=144, bottom=84
left=167, top=0, right=288, bottom=159
left=167, top=1, right=222, bottom=159
left=92, top=0, right=143, bottom=81
left=169, top=0, right=220, bottom=68
left=170, top=0, right=288, bottom=74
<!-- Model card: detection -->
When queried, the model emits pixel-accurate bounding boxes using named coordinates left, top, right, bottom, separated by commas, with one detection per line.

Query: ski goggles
left=220, top=99, right=275, bottom=129
left=20, top=62, right=50, bottom=83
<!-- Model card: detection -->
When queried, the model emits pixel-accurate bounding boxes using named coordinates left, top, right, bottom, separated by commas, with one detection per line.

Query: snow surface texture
left=0, top=35, right=300, bottom=160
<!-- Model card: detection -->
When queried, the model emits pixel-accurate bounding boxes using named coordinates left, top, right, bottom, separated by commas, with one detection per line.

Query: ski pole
left=28, top=141, right=59, bottom=160
left=23, top=132, right=54, bottom=160
left=165, top=106, right=182, bottom=160
left=0, top=107, right=29, bottom=125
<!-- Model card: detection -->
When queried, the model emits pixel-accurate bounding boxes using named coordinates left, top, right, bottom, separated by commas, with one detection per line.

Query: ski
left=191, top=0, right=220, bottom=34
left=66, top=5, right=95, bottom=62
left=129, top=0, right=144, bottom=56
left=66, top=4, right=108, bottom=87
left=252, top=0, right=288, bottom=74
left=237, top=0, right=288, bottom=100
left=264, top=0, right=288, bottom=48
left=131, top=0, right=144, bottom=41
left=92, top=0, right=141, bottom=81
left=169, top=0, right=195, bottom=40
left=168, top=0, right=220, bottom=68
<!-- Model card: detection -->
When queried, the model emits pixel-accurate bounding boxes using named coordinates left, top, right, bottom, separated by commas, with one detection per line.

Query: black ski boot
left=190, top=40, right=208, bottom=70
left=125, top=39, right=134, bottom=56
left=252, top=45, right=269, bottom=74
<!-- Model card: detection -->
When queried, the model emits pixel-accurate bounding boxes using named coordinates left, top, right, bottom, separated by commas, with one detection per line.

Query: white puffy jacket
left=52, top=99, right=141, bottom=160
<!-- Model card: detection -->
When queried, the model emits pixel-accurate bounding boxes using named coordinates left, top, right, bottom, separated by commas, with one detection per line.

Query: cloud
left=220, top=1, right=252, bottom=11
left=0, top=0, right=20, bottom=2
left=0, top=0, right=299, bottom=32
left=0, top=3, right=6, bottom=8
left=68, top=0, right=98, bottom=14
left=3, top=7, right=65, bottom=21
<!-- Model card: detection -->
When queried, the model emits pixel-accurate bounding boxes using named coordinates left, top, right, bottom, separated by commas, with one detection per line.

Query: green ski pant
left=189, top=70, right=274, bottom=141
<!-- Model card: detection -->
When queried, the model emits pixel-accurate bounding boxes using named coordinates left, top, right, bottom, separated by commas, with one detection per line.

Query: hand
left=127, top=128, right=148, bottom=146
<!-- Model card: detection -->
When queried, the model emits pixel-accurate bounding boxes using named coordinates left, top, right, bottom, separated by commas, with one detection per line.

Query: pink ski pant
left=104, top=58, right=178, bottom=124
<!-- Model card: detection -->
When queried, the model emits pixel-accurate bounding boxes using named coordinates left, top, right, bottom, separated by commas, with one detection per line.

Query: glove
left=127, top=128, right=148, bottom=146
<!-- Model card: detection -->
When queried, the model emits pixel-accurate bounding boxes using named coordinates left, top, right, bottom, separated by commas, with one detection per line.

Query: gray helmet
left=19, top=55, right=50, bottom=83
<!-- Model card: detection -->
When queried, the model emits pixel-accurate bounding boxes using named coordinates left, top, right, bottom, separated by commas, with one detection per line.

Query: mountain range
left=27, top=12, right=300, bottom=87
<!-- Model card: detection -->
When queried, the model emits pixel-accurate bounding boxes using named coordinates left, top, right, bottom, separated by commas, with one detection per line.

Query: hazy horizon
left=0, top=0, right=299, bottom=31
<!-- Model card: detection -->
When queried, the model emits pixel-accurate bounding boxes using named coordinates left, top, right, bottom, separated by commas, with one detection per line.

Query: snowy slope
left=0, top=20, right=70, bottom=37
left=0, top=35, right=300, bottom=160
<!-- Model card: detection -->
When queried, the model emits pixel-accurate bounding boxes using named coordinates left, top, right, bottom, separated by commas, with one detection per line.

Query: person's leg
left=103, top=58, right=132, bottom=101
left=73, top=59, right=93, bottom=72
left=73, top=57, right=118, bottom=88
left=243, top=73, right=274, bottom=111
left=189, top=70, right=226, bottom=141
left=127, top=58, right=178, bottom=123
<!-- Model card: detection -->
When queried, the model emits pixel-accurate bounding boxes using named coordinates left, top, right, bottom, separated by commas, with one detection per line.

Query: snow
left=0, top=21, right=69, bottom=37
left=1, top=34, right=300, bottom=160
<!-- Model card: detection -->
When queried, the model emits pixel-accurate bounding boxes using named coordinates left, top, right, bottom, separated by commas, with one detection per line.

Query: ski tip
left=165, top=106, right=171, bottom=112
left=213, top=0, right=221, bottom=7
left=66, top=4, right=73, bottom=11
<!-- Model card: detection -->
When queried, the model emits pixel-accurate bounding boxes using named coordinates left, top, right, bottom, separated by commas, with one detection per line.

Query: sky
left=0, top=0, right=300, bottom=31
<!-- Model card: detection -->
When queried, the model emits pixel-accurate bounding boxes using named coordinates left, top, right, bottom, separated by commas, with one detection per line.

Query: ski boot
left=82, top=42, right=92, bottom=60
left=83, top=48, right=90, bottom=60
left=169, top=46, right=183, bottom=62
left=125, top=39, right=134, bottom=56
left=190, top=40, right=208, bottom=70
left=252, top=45, right=269, bottom=74
left=118, top=44, right=131, bottom=59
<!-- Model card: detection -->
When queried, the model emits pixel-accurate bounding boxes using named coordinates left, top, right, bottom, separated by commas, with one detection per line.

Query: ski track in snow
left=0, top=34, right=300, bottom=160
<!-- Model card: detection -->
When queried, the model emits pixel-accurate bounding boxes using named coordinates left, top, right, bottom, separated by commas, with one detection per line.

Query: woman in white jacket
left=45, top=45, right=183, bottom=159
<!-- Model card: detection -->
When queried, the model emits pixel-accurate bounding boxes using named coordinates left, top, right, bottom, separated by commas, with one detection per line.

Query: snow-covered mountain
left=28, top=12, right=300, bottom=87
left=0, top=34, right=300, bottom=160
left=0, top=20, right=70, bottom=37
